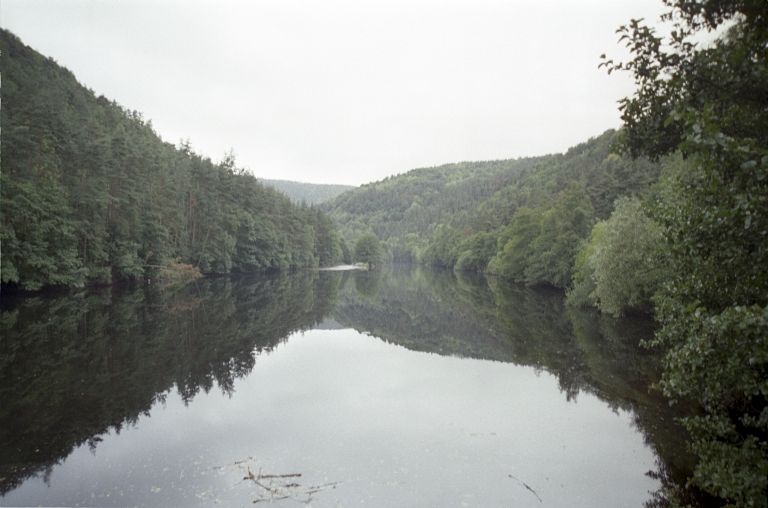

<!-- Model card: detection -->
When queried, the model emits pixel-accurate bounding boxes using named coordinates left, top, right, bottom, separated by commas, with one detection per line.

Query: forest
left=324, top=127, right=664, bottom=283
left=0, top=29, right=345, bottom=291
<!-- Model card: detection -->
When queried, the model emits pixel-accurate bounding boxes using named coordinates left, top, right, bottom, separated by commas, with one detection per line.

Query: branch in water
left=509, top=474, right=542, bottom=502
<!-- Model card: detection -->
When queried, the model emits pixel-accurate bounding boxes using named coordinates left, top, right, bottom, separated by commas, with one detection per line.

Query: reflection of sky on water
left=3, top=329, right=658, bottom=507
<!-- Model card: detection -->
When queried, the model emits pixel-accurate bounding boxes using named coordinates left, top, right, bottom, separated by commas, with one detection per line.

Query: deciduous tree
left=354, top=232, right=383, bottom=267
left=604, top=2, right=768, bottom=505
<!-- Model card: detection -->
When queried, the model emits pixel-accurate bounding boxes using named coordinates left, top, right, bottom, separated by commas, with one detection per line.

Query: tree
left=603, top=2, right=768, bottom=162
left=488, top=207, right=542, bottom=282
left=354, top=232, right=383, bottom=267
left=604, top=2, right=768, bottom=505
left=421, top=225, right=462, bottom=268
left=454, top=231, right=497, bottom=272
left=524, top=182, right=595, bottom=287
left=566, top=221, right=604, bottom=309
left=340, top=237, right=352, bottom=265
left=568, top=196, right=668, bottom=316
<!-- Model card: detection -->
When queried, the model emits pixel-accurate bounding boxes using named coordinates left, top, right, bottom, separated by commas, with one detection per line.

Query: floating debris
left=509, top=474, right=542, bottom=502
left=242, top=466, right=340, bottom=504
left=214, top=458, right=340, bottom=504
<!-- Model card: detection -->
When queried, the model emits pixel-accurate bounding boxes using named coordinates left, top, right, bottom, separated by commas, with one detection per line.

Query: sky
left=1, top=1, right=669, bottom=186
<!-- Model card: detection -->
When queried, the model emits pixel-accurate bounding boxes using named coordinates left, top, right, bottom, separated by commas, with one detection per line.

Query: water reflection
left=0, top=266, right=697, bottom=506
left=333, top=267, right=699, bottom=503
left=0, top=272, right=342, bottom=496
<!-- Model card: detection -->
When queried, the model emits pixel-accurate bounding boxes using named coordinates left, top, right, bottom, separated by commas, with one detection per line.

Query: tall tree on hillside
left=603, top=1, right=768, bottom=505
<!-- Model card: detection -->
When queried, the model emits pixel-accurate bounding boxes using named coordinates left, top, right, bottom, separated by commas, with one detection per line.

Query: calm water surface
left=0, top=267, right=693, bottom=507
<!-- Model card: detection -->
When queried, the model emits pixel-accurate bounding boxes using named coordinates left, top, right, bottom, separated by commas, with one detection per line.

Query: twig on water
left=244, top=466, right=339, bottom=504
left=509, top=474, right=542, bottom=502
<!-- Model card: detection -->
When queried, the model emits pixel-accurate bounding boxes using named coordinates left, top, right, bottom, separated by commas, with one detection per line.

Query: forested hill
left=258, top=179, right=355, bottom=205
left=0, top=30, right=344, bottom=291
left=323, top=155, right=550, bottom=242
left=325, top=129, right=662, bottom=281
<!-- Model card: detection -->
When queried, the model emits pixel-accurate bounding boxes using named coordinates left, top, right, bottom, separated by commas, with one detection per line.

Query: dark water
left=0, top=266, right=695, bottom=507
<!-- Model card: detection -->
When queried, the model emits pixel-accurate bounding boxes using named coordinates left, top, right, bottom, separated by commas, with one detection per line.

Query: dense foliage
left=326, top=129, right=663, bottom=290
left=568, top=195, right=669, bottom=316
left=353, top=232, right=383, bottom=267
left=0, top=30, right=343, bottom=290
left=601, top=1, right=768, bottom=505
left=324, top=156, right=550, bottom=248
left=488, top=181, right=595, bottom=287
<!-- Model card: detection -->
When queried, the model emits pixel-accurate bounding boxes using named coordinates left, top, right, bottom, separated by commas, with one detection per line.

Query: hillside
left=323, top=156, right=550, bottom=242
left=470, top=129, right=661, bottom=226
left=258, top=179, right=355, bottom=205
left=325, top=129, right=662, bottom=280
left=0, top=30, right=344, bottom=290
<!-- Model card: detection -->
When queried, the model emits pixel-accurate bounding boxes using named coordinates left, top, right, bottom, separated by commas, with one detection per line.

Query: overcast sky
left=2, top=1, right=668, bottom=185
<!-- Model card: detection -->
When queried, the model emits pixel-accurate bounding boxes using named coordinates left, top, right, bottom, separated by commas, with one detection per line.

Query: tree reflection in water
left=1, top=265, right=712, bottom=505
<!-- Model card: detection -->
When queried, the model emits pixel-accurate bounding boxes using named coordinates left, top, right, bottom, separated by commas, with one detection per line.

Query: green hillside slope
left=323, top=155, right=550, bottom=243
left=325, top=129, right=662, bottom=283
left=0, top=30, right=343, bottom=290
left=471, top=129, right=661, bottom=228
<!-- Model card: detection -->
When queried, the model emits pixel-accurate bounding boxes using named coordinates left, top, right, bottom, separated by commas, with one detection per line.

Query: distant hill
left=259, top=179, right=355, bottom=205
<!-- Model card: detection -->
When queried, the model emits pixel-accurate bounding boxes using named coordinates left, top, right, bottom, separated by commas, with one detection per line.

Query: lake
left=0, top=266, right=695, bottom=507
